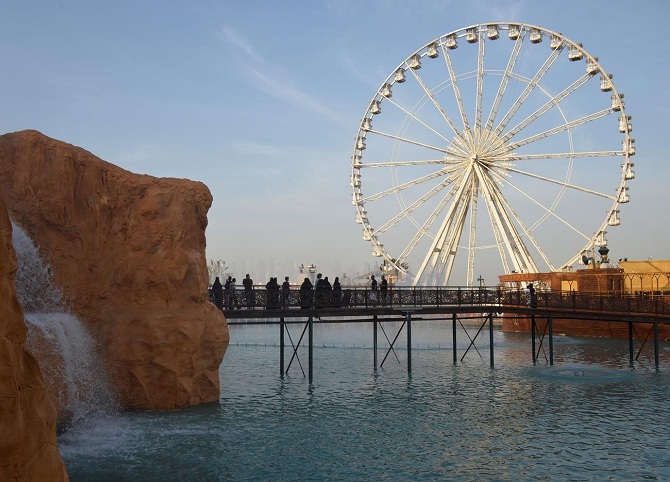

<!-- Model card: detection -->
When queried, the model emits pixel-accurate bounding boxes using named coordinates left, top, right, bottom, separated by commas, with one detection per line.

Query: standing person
left=266, top=277, right=280, bottom=309
left=228, top=277, right=237, bottom=309
left=211, top=276, right=223, bottom=310
left=243, top=274, right=254, bottom=309
left=224, top=276, right=232, bottom=308
left=323, top=276, right=332, bottom=307
left=370, top=274, right=378, bottom=305
left=380, top=274, right=388, bottom=305
left=529, top=283, right=537, bottom=308
left=315, top=273, right=325, bottom=308
left=526, top=283, right=536, bottom=308
left=299, top=277, right=313, bottom=309
left=332, top=276, right=342, bottom=307
left=282, top=276, right=291, bottom=308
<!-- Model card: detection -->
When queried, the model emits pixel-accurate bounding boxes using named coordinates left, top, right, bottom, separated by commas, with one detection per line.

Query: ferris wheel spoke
left=362, top=157, right=463, bottom=168
left=498, top=108, right=614, bottom=153
left=484, top=36, right=524, bottom=134
left=493, top=45, right=563, bottom=137
left=501, top=74, right=593, bottom=143
left=367, top=129, right=449, bottom=154
left=475, top=30, right=485, bottom=133
left=405, top=68, right=470, bottom=149
left=466, top=178, right=479, bottom=286
left=486, top=166, right=593, bottom=242
left=493, top=164, right=617, bottom=200
left=441, top=44, right=472, bottom=137
left=384, top=95, right=470, bottom=156
left=373, top=169, right=464, bottom=236
left=361, top=168, right=454, bottom=203
left=499, top=150, right=622, bottom=161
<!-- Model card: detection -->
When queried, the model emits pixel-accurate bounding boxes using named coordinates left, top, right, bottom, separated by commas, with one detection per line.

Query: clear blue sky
left=1, top=1, right=668, bottom=283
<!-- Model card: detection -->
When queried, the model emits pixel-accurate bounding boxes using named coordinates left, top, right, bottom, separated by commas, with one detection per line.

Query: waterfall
left=12, top=223, right=118, bottom=432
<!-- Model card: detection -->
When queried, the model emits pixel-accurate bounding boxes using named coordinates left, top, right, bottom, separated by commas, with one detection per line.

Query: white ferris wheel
left=351, top=22, right=635, bottom=287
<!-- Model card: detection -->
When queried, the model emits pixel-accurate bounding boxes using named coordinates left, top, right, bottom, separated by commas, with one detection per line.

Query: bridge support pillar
left=452, top=313, right=457, bottom=365
left=654, top=320, right=659, bottom=370
left=308, top=315, right=313, bottom=385
left=628, top=321, right=634, bottom=367
left=548, top=315, right=554, bottom=366
left=280, top=316, right=285, bottom=379
left=373, top=315, right=378, bottom=371
left=489, top=312, right=494, bottom=368
left=531, top=314, right=536, bottom=365
left=406, top=311, right=412, bottom=374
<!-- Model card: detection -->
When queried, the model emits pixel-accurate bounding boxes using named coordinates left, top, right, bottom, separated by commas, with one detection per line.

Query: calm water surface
left=59, top=320, right=670, bottom=481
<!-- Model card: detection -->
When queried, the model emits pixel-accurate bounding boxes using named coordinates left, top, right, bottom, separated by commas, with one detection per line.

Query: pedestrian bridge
left=213, top=286, right=670, bottom=382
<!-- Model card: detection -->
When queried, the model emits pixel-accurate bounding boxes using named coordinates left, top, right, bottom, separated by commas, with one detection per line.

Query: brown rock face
left=0, top=130, right=229, bottom=410
left=0, top=195, right=68, bottom=481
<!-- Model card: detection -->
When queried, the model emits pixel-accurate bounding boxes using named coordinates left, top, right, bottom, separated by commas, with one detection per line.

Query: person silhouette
left=282, top=276, right=291, bottom=307
left=243, top=274, right=255, bottom=309
left=332, top=276, right=342, bottom=307
left=299, top=277, right=313, bottom=309
left=228, top=277, right=237, bottom=309
left=380, top=274, right=388, bottom=305
left=211, top=276, right=223, bottom=310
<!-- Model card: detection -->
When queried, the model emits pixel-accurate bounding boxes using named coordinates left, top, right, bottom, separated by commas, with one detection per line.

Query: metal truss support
left=380, top=319, right=406, bottom=369
left=530, top=314, right=552, bottom=365
left=629, top=321, right=660, bottom=368
left=456, top=312, right=497, bottom=367
left=285, top=319, right=309, bottom=379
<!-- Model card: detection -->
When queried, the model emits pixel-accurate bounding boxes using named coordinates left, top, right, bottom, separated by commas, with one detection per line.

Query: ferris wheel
left=351, top=23, right=635, bottom=287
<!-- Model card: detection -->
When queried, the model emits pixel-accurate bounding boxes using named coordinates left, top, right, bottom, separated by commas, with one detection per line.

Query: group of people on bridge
left=209, top=272, right=389, bottom=310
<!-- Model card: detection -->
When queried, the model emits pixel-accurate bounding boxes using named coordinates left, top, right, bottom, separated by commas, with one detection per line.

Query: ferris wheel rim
left=351, top=22, right=634, bottom=285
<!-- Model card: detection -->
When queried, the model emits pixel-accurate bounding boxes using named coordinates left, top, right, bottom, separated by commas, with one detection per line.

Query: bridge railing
left=525, top=289, right=670, bottom=316
left=210, top=286, right=509, bottom=311
left=210, top=285, right=670, bottom=317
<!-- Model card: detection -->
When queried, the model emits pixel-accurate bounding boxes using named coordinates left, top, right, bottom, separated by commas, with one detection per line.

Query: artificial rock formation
left=0, top=195, right=68, bottom=481
left=0, top=130, right=229, bottom=410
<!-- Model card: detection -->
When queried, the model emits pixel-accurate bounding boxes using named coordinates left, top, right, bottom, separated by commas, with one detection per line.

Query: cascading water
left=12, top=223, right=118, bottom=432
